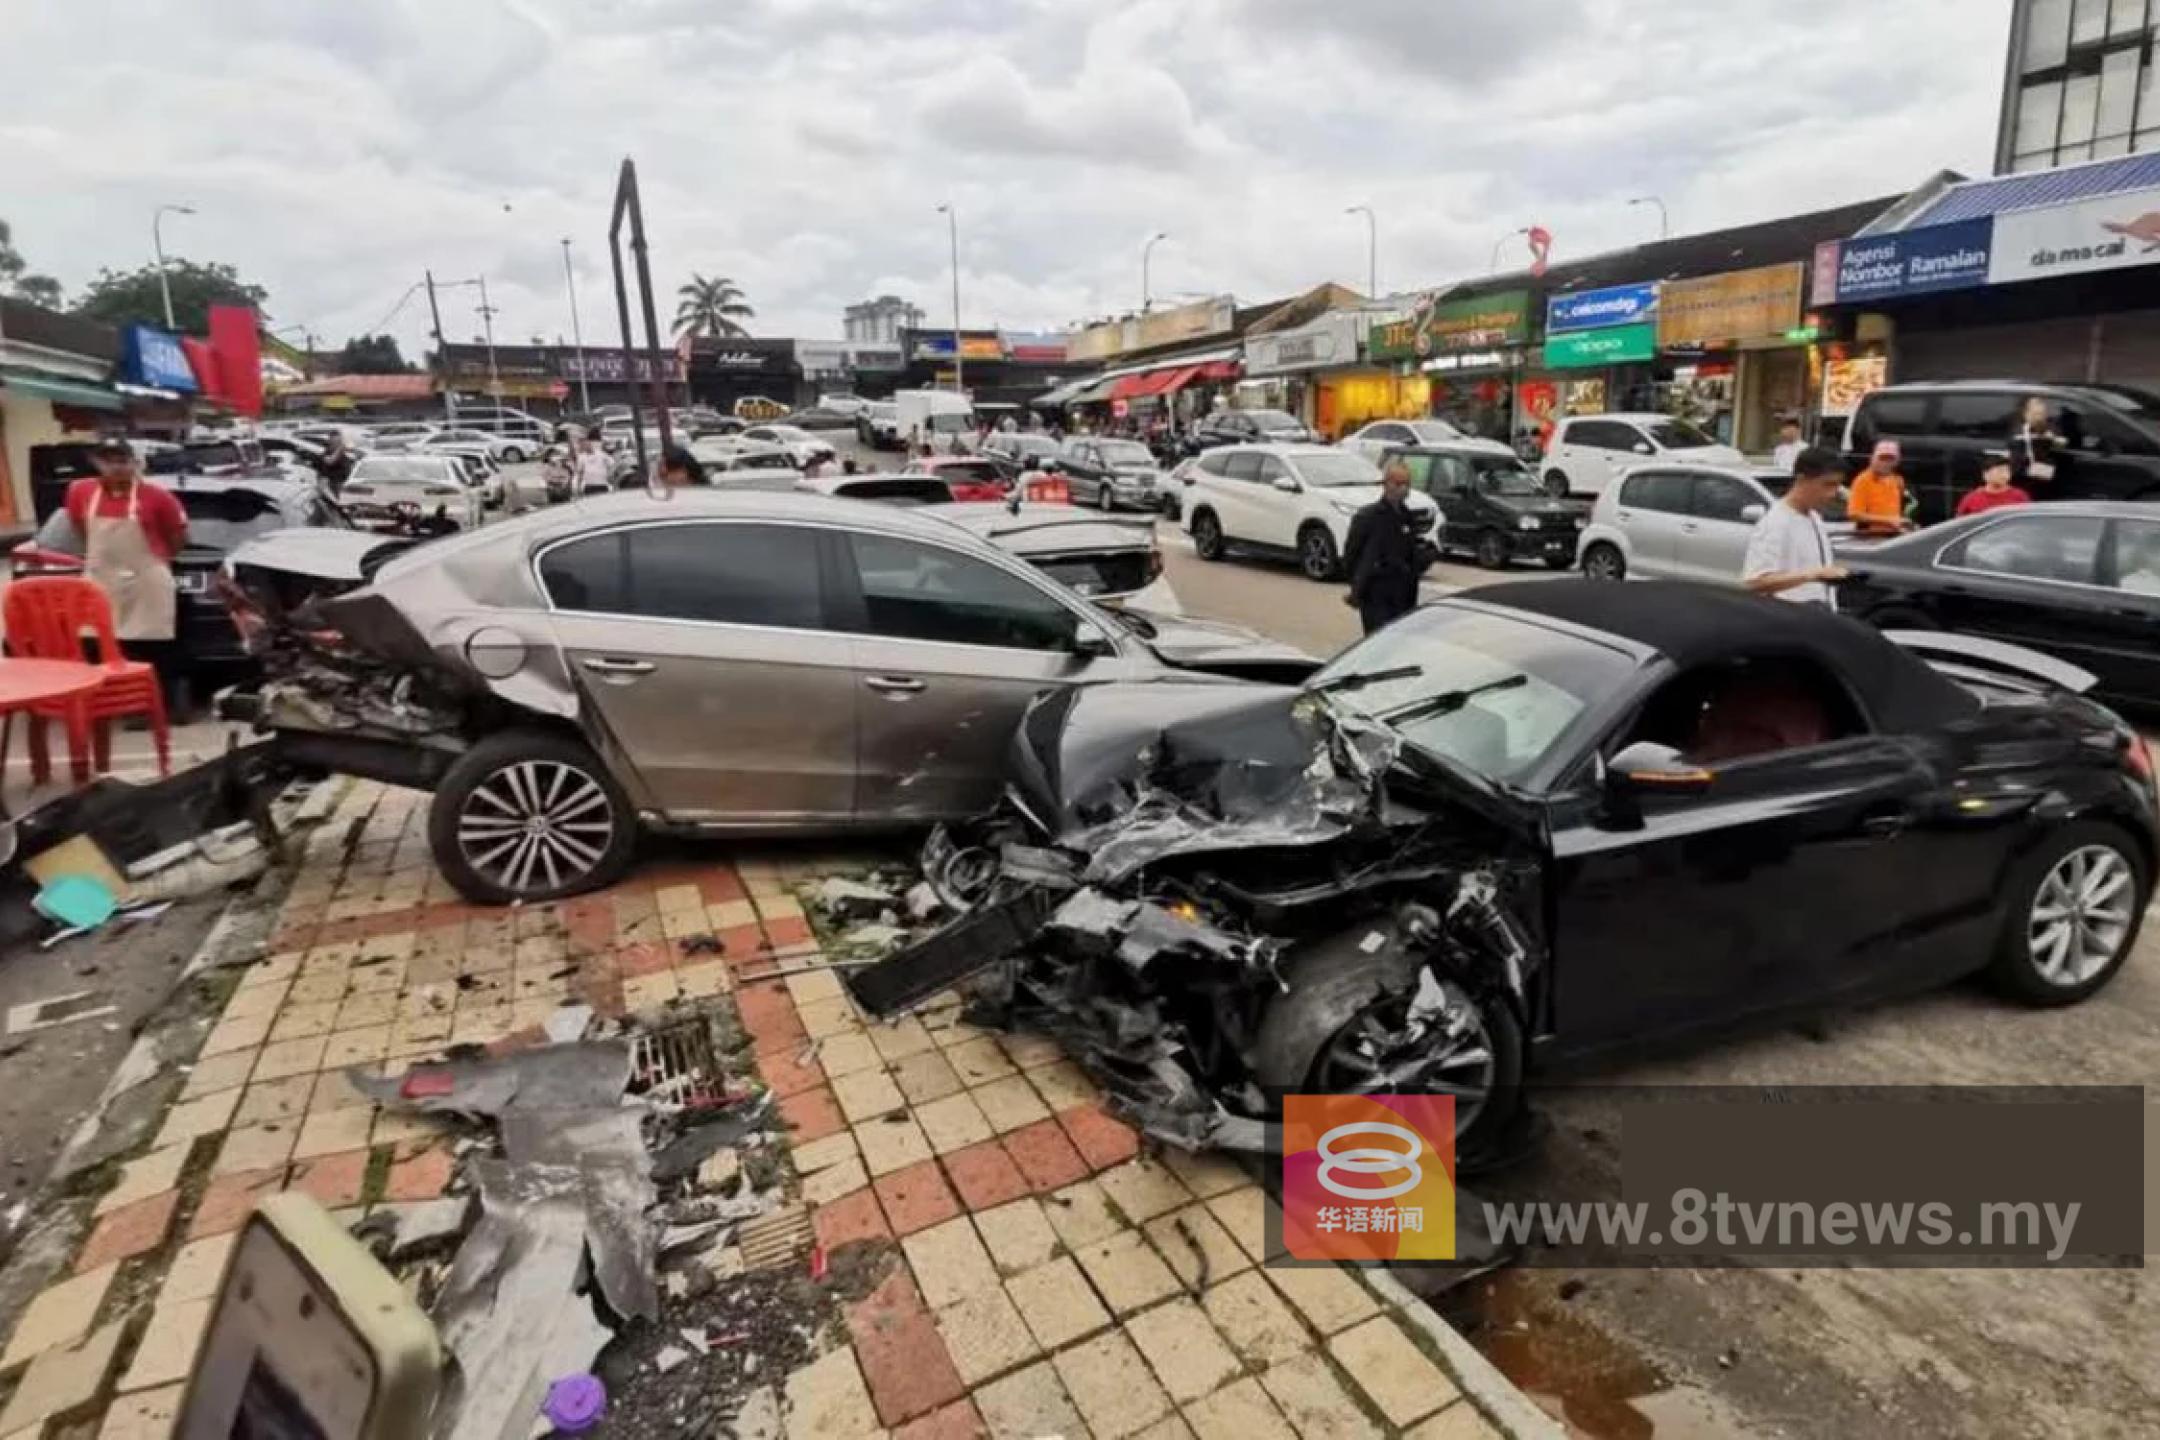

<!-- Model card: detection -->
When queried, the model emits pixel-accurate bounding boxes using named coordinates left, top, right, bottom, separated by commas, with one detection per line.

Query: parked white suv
left=1577, top=464, right=1850, bottom=583
left=1540, top=413, right=1743, bottom=498
left=1182, top=443, right=1440, bottom=581
left=1339, top=418, right=1464, bottom=465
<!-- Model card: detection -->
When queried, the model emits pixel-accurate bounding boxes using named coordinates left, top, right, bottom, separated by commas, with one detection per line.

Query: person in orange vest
left=1846, top=440, right=1914, bottom=537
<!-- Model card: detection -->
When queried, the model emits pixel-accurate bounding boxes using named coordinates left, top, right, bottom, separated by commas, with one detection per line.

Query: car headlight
left=1517, top=515, right=1540, bottom=532
left=1573, top=515, right=1587, bottom=528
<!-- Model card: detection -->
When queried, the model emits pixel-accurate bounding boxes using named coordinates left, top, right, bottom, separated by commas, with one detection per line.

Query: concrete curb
left=1364, top=1267, right=1566, bottom=1440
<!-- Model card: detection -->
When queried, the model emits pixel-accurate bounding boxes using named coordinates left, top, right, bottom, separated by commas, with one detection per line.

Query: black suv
left=1843, top=381, right=2160, bottom=524
left=1183, top=407, right=1314, bottom=454
left=1382, top=443, right=1588, bottom=569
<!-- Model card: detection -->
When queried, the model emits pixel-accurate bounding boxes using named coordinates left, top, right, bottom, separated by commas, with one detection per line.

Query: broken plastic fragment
left=541, top=1374, right=605, bottom=1434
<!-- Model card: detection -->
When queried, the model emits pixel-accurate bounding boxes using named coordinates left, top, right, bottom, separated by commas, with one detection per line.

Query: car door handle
left=1679, top=521, right=1699, bottom=533
left=864, top=675, right=926, bottom=696
left=1859, top=808, right=1911, bottom=838
left=579, top=656, right=654, bottom=675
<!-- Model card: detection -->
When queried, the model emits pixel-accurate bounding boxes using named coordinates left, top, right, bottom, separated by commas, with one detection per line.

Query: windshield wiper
left=1378, top=673, right=1526, bottom=724
left=1309, top=663, right=1422, bottom=695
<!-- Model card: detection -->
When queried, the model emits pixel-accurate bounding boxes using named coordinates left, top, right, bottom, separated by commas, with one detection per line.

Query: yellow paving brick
left=321, top=1025, right=392, bottom=1070
left=1075, top=1230, right=1181, bottom=1316
left=160, top=1234, right=237, bottom=1306
left=265, top=1000, right=339, bottom=1044
left=973, top=1359, right=1088, bottom=1440
left=1201, top=1271, right=1308, bottom=1367
left=1095, top=1158, right=1192, bottom=1225
left=1042, top=1178, right=1124, bottom=1248
left=1004, top=1256, right=1111, bottom=1351
left=250, top=1035, right=330, bottom=1083
left=853, top=1115, right=932, bottom=1177
left=946, top=1036, right=1017, bottom=1085
left=293, top=1106, right=375, bottom=1161
left=212, top=1122, right=297, bottom=1177
left=970, top=1075, right=1050, bottom=1134
left=1328, top=1315, right=1459, bottom=1427
left=1257, top=1350, right=1383, bottom=1440
left=913, top=1091, right=994, bottom=1155
left=1143, top=1205, right=1252, bottom=1291
left=117, top=1297, right=213, bottom=1394
left=1125, top=1297, right=1241, bottom=1403
left=198, top=1009, right=274, bottom=1058
left=0, top=1263, right=116, bottom=1370
left=94, top=1145, right=190, bottom=1218
left=1266, top=1264, right=1381, bottom=1337
left=901, top=1215, right=1000, bottom=1307
left=830, top=1068, right=905, bottom=1124
left=153, top=1088, right=240, bottom=1151
left=780, top=1344, right=881, bottom=1439
left=219, top=981, right=289, bottom=1023
left=972, top=1198, right=1059, bottom=1275
left=1182, top=1376, right=1296, bottom=1440
left=936, top=1286, right=1038, bottom=1386
left=178, top=1048, right=259, bottom=1101
left=1053, top=1330, right=1173, bottom=1439
left=232, top=1075, right=314, bottom=1129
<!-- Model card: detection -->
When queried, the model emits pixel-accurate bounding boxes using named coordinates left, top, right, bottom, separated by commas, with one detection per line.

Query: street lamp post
left=152, top=204, right=196, bottom=330
left=1490, top=227, right=1531, bottom=274
left=474, top=275, right=501, bottom=402
left=561, top=239, right=591, bottom=413
left=936, top=203, right=963, bottom=394
left=1142, top=231, right=1168, bottom=313
left=1345, top=206, right=1377, bottom=296
left=1628, top=196, right=1669, bottom=241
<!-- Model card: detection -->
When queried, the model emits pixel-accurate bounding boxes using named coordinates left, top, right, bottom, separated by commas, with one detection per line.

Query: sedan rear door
left=835, top=530, right=1119, bottom=820
left=1925, top=513, right=2111, bottom=669
left=1676, top=472, right=1767, bottom=585
left=538, top=520, right=859, bottom=825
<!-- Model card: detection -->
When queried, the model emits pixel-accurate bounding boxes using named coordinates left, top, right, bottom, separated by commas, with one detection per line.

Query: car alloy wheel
left=1543, top=470, right=1570, bottom=498
left=502, top=445, right=527, bottom=463
left=1299, top=525, right=1339, bottom=581
left=1191, top=511, right=1224, bottom=561
left=2027, top=844, right=2135, bottom=987
left=1475, top=530, right=1510, bottom=569
left=1583, top=542, right=1625, bottom=581
left=1311, top=974, right=1500, bottom=1137
left=456, top=761, right=616, bottom=896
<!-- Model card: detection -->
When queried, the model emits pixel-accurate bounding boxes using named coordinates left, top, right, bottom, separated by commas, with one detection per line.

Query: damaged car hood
left=1121, top=610, right=1319, bottom=679
left=225, top=525, right=418, bottom=584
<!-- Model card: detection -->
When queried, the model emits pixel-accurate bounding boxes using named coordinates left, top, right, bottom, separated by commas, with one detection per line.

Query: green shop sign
left=1541, top=322, right=1656, bottom=369
left=1368, top=289, right=1532, bottom=362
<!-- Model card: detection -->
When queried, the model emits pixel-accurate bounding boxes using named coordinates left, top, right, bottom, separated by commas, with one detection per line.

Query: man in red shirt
left=1954, top=449, right=2030, bottom=518
left=63, top=437, right=187, bottom=658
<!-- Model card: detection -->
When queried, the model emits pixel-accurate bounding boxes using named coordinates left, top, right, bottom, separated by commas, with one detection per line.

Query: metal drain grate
left=627, top=1017, right=727, bottom=1108
left=738, top=1204, right=813, bottom=1270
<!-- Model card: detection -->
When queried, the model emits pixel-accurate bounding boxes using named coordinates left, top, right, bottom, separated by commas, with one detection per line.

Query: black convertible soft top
left=1459, top=579, right=1980, bottom=733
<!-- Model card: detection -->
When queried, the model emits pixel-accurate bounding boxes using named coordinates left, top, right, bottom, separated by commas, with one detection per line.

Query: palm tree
left=673, top=274, right=755, bottom=338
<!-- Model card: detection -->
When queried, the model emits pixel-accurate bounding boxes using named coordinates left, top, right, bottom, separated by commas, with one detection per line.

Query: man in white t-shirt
left=1742, top=447, right=1847, bottom=609
left=1769, top=415, right=1805, bottom=474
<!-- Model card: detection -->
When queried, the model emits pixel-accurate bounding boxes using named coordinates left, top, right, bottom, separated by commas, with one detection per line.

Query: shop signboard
left=120, top=324, right=199, bottom=394
left=561, top=351, right=684, bottom=383
left=913, top=333, right=1007, bottom=361
left=1370, top=291, right=1531, bottom=361
left=1988, top=185, right=2160, bottom=286
left=1656, top=263, right=1804, bottom=347
left=1545, top=282, right=1659, bottom=335
left=1134, top=295, right=1235, bottom=352
left=1541, top=322, right=1656, bottom=369
left=1813, top=218, right=1992, bottom=304
left=1821, top=354, right=1889, bottom=415
left=1245, top=311, right=1359, bottom=375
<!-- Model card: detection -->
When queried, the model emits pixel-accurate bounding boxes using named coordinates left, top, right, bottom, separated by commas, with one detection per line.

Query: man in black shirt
left=1343, top=460, right=1427, bottom=634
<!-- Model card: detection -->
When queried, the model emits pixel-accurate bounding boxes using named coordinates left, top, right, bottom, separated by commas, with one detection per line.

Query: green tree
left=672, top=274, right=754, bottom=338
left=334, top=334, right=413, bottom=374
left=73, top=257, right=268, bottom=334
left=0, top=218, right=64, bottom=308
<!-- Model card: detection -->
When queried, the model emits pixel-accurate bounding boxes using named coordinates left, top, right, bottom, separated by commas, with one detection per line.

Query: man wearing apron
left=64, top=437, right=187, bottom=681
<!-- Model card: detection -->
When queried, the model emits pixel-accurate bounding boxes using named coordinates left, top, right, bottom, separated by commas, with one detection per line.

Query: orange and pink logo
left=1280, top=1094, right=1456, bottom=1262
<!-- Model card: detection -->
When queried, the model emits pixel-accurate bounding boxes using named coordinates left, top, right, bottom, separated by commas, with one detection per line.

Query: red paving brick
left=778, top=1086, right=846, bottom=1143
left=873, top=1159, right=962, bottom=1237
left=383, top=1141, right=455, bottom=1201
left=847, top=1267, right=967, bottom=1426
left=756, top=1045, right=825, bottom=1099
left=615, top=941, right=674, bottom=979
left=1058, top=1103, right=1141, bottom=1172
left=762, top=915, right=815, bottom=948
left=1001, top=1119, right=1090, bottom=1194
left=189, top=1168, right=286, bottom=1239
left=697, top=867, right=748, bottom=905
left=75, top=1190, right=178, bottom=1273
left=737, top=981, right=806, bottom=1053
left=812, top=1188, right=891, bottom=1252
left=941, top=1140, right=1031, bottom=1213
left=717, top=924, right=769, bottom=963
left=287, top=1150, right=370, bottom=1208
left=895, top=1399, right=989, bottom=1440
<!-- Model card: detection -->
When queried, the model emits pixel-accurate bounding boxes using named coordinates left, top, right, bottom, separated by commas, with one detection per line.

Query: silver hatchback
left=223, top=490, right=1314, bottom=903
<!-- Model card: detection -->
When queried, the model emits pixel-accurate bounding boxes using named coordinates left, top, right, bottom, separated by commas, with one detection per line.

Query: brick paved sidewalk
left=0, top=780, right=1538, bottom=1439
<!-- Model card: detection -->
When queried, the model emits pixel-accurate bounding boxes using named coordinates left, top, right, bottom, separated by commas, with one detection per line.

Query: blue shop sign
left=1817, top=218, right=1993, bottom=304
left=120, top=324, right=199, bottom=394
left=1545, top=281, right=1659, bottom=334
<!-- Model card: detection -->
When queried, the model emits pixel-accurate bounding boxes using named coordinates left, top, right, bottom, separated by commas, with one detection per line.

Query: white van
left=893, top=389, right=975, bottom=452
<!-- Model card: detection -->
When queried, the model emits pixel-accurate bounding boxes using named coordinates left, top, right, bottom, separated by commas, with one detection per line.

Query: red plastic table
left=0, top=657, right=107, bottom=812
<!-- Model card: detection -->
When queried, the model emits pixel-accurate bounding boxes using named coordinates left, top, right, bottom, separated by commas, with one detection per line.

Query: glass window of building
left=2106, top=0, right=2148, bottom=37
left=2058, top=71, right=2101, bottom=159
left=2071, top=0, right=2109, bottom=46
left=2025, top=0, right=2072, bottom=68
left=2015, top=78, right=2064, bottom=162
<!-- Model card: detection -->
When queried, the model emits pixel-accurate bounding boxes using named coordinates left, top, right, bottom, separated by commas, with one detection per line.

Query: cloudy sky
left=1, top=0, right=2008, bottom=359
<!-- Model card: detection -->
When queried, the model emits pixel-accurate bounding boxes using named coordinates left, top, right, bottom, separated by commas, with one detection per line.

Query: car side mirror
left=1071, top=627, right=1116, bottom=659
left=1633, top=442, right=1655, bottom=455
left=1272, top=475, right=1300, bottom=493
left=1040, top=458, right=1060, bottom=472
left=1740, top=503, right=1766, bottom=521
left=1609, top=741, right=1714, bottom=795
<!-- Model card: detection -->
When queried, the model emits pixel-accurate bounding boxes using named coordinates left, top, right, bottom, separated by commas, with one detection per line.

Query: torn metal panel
left=354, top=1040, right=633, bottom=1118
left=847, top=886, right=1058, bottom=1018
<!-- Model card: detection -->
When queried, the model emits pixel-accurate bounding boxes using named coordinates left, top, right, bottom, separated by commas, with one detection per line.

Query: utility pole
left=475, top=275, right=501, bottom=403
left=424, top=270, right=456, bottom=423
left=561, top=238, right=591, bottom=413
left=152, top=204, right=195, bottom=330
left=1142, top=232, right=1167, bottom=313
left=1345, top=205, right=1377, bottom=296
left=937, top=203, right=963, bottom=395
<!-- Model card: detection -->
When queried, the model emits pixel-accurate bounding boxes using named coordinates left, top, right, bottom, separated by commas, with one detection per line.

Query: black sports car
left=1838, top=500, right=2160, bottom=715
left=853, top=580, right=2156, bottom=1163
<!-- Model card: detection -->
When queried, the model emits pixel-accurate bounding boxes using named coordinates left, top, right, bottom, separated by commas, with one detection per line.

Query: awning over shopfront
left=1047, top=347, right=1241, bottom=406
left=0, top=366, right=124, bottom=412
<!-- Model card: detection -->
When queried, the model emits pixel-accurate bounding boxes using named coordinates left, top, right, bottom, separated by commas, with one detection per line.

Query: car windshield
left=1308, top=606, right=1630, bottom=783
left=1409, top=420, right=1464, bottom=443
left=1098, top=441, right=1154, bottom=466
left=1292, top=452, right=1383, bottom=488
left=353, top=459, right=452, bottom=484
left=2086, top=386, right=2160, bottom=424
left=1245, top=410, right=1301, bottom=430
left=1471, top=455, right=1543, bottom=494
left=1645, top=419, right=1717, bottom=449
left=928, top=413, right=973, bottom=434
left=767, top=426, right=812, bottom=441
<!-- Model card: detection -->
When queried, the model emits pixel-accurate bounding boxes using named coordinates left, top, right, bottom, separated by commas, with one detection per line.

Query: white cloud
left=0, top=0, right=2004, bottom=361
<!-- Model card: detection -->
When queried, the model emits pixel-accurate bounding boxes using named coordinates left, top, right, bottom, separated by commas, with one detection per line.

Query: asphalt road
left=1121, top=494, right=2160, bottom=1439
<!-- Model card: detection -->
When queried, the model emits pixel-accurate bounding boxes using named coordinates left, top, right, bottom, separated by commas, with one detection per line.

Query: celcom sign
left=1546, top=282, right=1659, bottom=334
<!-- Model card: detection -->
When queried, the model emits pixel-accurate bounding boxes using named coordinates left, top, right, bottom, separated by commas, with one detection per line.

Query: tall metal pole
left=938, top=203, right=962, bottom=394
left=1345, top=206, right=1376, bottom=296
left=561, top=238, right=591, bottom=413
left=1142, top=232, right=1167, bottom=313
left=1491, top=227, right=1531, bottom=274
left=1628, top=196, right=1669, bottom=241
left=152, top=204, right=194, bottom=330
left=475, top=275, right=501, bottom=402
left=424, top=270, right=455, bottom=424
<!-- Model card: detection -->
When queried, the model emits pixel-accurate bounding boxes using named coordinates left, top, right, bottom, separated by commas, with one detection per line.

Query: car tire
left=501, top=445, right=527, bottom=463
left=1582, top=541, right=1626, bottom=581
left=1191, top=509, right=1225, bottom=561
left=1251, top=920, right=1525, bottom=1165
left=1987, top=820, right=2149, bottom=1006
left=428, top=730, right=638, bottom=905
left=1298, top=524, right=1340, bottom=582
left=1474, top=531, right=1511, bottom=569
left=1543, top=469, right=1570, bottom=498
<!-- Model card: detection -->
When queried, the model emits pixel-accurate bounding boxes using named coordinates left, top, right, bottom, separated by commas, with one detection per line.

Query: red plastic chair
left=2, top=577, right=170, bottom=781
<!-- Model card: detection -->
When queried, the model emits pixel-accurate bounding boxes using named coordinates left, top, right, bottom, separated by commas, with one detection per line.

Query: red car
left=903, top=456, right=1009, bottom=502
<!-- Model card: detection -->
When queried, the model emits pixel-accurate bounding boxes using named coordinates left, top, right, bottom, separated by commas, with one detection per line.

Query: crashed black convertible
left=850, top=581, right=2157, bottom=1162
